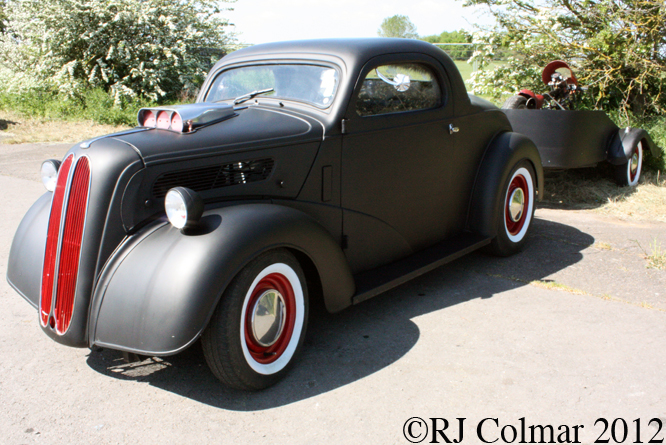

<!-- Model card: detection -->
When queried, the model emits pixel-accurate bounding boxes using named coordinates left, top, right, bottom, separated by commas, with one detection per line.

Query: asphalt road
left=1, top=143, right=665, bottom=445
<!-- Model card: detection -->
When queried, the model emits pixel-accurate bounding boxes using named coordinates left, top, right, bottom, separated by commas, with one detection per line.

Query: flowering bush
left=0, top=0, right=235, bottom=103
left=465, top=0, right=666, bottom=117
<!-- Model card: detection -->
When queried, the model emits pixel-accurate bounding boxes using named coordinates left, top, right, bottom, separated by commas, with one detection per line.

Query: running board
left=352, top=233, right=491, bottom=304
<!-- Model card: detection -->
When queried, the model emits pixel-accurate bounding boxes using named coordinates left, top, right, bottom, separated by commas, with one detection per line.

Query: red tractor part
left=542, top=60, right=578, bottom=86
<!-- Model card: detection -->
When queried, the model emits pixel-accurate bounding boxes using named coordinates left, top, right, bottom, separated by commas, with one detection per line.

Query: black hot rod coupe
left=502, top=60, right=659, bottom=187
left=8, top=39, right=543, bottom=390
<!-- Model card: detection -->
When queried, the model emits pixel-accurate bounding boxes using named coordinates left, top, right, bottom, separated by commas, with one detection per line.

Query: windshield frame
left=203, top=61, right=342, bottom=110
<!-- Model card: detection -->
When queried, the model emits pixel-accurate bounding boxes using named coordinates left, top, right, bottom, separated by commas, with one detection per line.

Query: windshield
left=205, top=64, right=339, bottom=108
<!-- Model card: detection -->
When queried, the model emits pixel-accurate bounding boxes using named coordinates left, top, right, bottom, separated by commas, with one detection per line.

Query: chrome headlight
left=40, top=160, right=61, bottom=192
left=164, top=187, right=204, bottom=230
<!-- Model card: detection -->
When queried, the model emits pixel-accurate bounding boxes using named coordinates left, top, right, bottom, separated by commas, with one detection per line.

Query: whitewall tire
left=615, top=141, right=642, bottom=187
left=489, top=161, right=536, bottom=257
left=202, top=249, right=308, bottom=390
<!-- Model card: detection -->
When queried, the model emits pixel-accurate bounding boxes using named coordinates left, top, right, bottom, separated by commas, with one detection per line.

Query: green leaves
left=0, top=0, right=235, bottom=103
left=377, top=15, right=419, bottom=39
left=466, top=0, right=666, bottom=116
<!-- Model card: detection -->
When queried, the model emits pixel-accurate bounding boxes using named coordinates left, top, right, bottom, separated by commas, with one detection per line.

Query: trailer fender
left=608, top=127, right=660, bottom=165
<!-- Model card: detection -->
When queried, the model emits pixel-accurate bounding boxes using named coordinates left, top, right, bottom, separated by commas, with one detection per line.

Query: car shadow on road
left=86, top=217, right=594, bottom=411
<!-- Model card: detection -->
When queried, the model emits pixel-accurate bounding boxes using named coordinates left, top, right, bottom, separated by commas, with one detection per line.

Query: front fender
left=89, top=203, right=354, bottom=355
left=467, top=131, right=543, bottom=238
left=608, top=127, right=660, bottom=165
left=7, top=193, right=51, bottom=309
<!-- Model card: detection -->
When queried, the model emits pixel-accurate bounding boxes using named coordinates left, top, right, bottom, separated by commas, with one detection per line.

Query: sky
left=226, top=0, right=495, bottom=45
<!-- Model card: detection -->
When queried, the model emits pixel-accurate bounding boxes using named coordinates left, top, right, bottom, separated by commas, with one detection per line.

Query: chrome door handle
left=449, top=124, right=459, bottom=135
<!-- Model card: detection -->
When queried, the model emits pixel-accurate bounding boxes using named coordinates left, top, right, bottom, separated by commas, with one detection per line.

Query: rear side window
left=356, top=63, right=442, bottom=116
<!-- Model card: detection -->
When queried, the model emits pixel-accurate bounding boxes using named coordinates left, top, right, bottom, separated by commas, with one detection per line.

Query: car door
left=340, top=54, right=458, bottom=273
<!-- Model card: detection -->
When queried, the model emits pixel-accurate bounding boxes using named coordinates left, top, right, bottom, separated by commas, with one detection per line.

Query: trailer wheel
left=614, top=141, right=642, bottom=187
left=501, top=95, right=528, bottom=109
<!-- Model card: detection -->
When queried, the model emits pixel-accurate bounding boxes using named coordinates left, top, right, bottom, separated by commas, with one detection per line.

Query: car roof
left=205, top=38, right=471, bottom=115
left=222, top=38, right=448, bottom=66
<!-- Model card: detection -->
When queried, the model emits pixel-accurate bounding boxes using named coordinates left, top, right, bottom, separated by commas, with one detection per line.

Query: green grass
left=647, top=239, right=666, bottom=270
left=0, top=88, right=161, bottom=127
left=634, top=238, right=666, bottom=270
left=454, top=60, right=506, bottom=83
left=454, top=60, right=474, bottom=82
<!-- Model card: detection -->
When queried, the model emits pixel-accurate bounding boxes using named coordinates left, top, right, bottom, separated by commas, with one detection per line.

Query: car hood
left=113, top=105, right=324, bottom=165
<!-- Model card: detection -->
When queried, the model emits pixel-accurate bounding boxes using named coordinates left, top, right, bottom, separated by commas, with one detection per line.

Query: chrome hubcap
left=509, top=188, right=525, bottom=222
left=630, top=152, right=639, bottom=176
left=251, top=290, right=286, bottom=347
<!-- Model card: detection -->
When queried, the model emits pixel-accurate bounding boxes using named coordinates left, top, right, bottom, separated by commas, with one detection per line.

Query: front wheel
left=614, top=141, right=642, bottom=187
left=488, top=161, right=537, bottom=257
left=202, top=249, right=308, bottom=390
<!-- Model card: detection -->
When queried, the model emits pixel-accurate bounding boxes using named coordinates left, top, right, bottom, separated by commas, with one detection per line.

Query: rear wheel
left=614, top=141, right=642, bottom=187
left=501, top=95, right=528, bottom=109
left=202, top=249, right=308, bottom=391
left=489, top=161, right=536, bottom=256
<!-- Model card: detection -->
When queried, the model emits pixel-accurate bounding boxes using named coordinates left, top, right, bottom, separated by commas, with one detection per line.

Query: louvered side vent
left=152, top=158, right=275, bottom=198
left=40, top=154, right=74, bottom=327
left=53, top=157, right=91, bottom=334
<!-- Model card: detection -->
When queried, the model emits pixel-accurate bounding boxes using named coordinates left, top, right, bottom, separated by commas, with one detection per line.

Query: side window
left=356, top=63, right=442, bottom=116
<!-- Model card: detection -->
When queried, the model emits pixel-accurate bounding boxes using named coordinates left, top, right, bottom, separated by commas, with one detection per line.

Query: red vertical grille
left=54, top=157, right=91, bottom=334
left=40, top=155, right=74, bottom=327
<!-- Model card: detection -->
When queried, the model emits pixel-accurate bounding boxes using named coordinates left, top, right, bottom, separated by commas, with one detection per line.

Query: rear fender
left=518, top=90, right=543, bottom=109
left=467, top=132, right=543, bottom=238
left=608, top=127, right=660, bottom=165
left=89, top=203, right=354, bottom=355
left=518, top=89, right=536, bottom=100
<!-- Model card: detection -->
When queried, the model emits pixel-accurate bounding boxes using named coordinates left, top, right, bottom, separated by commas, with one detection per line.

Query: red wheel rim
left=244, top=273, right=296, bottom=364
left=505, top=174, right=529, bottom=236
left=629, top=146, right=639, bottom=182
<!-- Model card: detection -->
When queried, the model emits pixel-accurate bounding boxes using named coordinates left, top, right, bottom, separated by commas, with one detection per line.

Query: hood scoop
left=137, top=103, right=235, bottom=133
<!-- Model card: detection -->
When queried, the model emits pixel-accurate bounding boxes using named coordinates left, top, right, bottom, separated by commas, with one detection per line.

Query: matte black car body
left=7, top=39, right=543, bottom=371
left=503, top=109, right=659, bottom=169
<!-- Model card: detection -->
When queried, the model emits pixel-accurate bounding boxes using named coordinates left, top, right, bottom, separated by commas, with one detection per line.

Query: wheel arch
left=89, top=203, right=354, bottom=356
left=288, top=248, right=325, bottom=315
left=466, top=131, right=543, bottom=239
left=608, top=127, right=659, bottom=165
